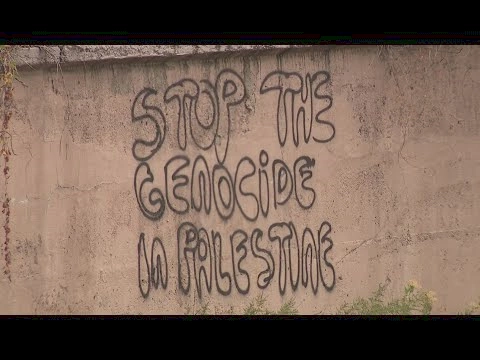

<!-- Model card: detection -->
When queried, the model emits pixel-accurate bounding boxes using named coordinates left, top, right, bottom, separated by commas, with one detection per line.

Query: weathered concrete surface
left=14, top=45, right=312, bottom=69
left=1, top=45, right=479, bottom=315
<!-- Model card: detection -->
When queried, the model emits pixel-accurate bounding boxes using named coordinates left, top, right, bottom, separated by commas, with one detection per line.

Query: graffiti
left=138, top=233, right=168, bottom=299
left=294, top=156, right=316, bottom=210
left=136, top=151, right=317, bottom=222
left=131, top=88, right=166, bottom=162
left=176, top=221, right=335, bottom=298
left=134, top=162, right=166, bottom=221
left=132, top=68, right=337, bottom=300
left=164, top=69, right=245, bottom=165
left=260, top=71, right=335, bottom=147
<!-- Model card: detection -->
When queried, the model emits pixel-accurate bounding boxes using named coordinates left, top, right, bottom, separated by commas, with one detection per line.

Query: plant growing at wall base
left=185, top=302, right=211, bottom=315
left=243, top=294, right=298, bottom=315
left=458, top=300, right=480, bottom=315
left=0, top=45, right=17, bottom=282
left=182, top=281, right=480, bottom=316
left=336, top=279, right=436, bottom=315
left=184, top=295, right=299, bottom=315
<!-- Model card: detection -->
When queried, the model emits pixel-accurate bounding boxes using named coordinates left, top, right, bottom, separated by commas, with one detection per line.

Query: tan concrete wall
left=1, top=45, right=479, bottom=314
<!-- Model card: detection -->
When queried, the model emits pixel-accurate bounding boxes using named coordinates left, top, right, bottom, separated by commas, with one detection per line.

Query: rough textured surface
left=1, top=45, right=480, bottom=315
left=14, top=45, right=313, bottom=69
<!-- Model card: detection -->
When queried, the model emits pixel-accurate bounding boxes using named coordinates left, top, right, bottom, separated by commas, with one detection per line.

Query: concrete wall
left=1, top=45, right=479, bottom=314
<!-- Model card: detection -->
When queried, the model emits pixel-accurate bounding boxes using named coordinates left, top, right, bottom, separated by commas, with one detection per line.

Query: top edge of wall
left=13, top=44, right=348, bottom=70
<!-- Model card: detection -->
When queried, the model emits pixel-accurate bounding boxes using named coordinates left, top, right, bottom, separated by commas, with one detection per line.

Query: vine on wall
left=0, top=45, right=17, bottom=282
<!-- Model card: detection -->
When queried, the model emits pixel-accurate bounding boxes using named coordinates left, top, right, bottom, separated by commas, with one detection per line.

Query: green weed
left=337, top=279, right=436, bottom=315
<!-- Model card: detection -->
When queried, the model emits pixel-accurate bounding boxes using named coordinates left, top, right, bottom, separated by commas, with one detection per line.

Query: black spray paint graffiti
left=134, top=162, right=166, bottom=221
left=138, top=233, right=168, bottom=299
left=131, top=87, right=168, bottom=221
left=131, top=88, right=166, bottom=162
left=172, top=221, right=335, bottom=298
left=260, top=71, right=335, bottom=148
left=164, top=69, right=245, bottom=165
left=132, top=68, right=337, bottom=299
left=136, top=151, right=317, bottom=222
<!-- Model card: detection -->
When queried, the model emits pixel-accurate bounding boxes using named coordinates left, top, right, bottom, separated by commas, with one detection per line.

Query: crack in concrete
left=337, top=226, right=480, bottom=264
left=26, top=181, right=124, bottom=203
left=56, top=181, right=119, bottom=192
